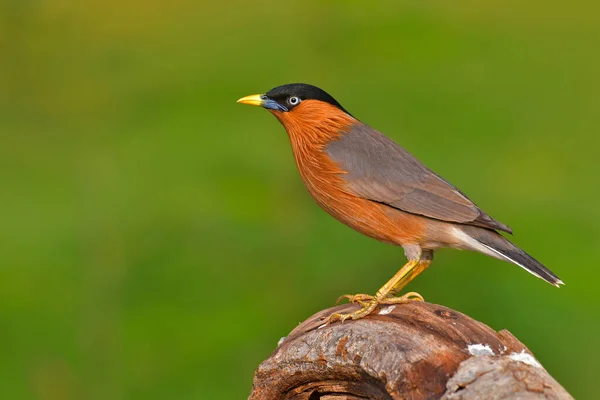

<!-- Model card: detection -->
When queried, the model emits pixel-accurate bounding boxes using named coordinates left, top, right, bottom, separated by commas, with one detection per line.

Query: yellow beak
left=237, top=94, right=264, bottom=107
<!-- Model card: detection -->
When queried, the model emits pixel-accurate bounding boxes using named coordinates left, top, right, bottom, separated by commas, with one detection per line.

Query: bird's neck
left=270, top=101, right=356, bottom=149
left=269, top=103, right=356, bottom=201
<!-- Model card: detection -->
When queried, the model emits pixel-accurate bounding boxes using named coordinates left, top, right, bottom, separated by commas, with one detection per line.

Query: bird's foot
left=327, top=291, right=425, bottom=323
left=327, top=298, right=379, bottom=323
left=335, top=293, right=374, bottom=306
left=336, top=291, right=424, bottom=305
left=381, top=291, right=425, bottom=304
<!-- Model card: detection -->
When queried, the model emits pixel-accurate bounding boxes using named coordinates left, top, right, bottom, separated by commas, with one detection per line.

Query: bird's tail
left=457, top=226, right=563, bottom=287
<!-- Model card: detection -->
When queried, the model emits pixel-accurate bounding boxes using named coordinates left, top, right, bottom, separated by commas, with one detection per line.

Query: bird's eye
left=288, top=96, right=301, bottom=106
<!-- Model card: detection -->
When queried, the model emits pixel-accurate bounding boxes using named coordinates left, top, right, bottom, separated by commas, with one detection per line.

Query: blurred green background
left=2, top=0, right=599, bottom=398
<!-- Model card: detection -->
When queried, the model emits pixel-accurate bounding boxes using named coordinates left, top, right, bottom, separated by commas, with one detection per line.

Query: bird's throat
left=270, top=100, right=355, bottom=146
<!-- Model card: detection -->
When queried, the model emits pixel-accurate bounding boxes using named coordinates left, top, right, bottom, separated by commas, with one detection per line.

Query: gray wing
left=326, top=123, right=512, bottom=233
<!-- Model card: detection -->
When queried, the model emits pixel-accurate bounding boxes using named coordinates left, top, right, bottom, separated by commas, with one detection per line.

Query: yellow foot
left=336, top=291, right=424, bottom=305
left=381, top=291, right=425, bottom=304
left=335, top=293, right=374, bottom=306
left=327, top=299, right=379, bottom=323
left=327, top=292, right=425, bottom=323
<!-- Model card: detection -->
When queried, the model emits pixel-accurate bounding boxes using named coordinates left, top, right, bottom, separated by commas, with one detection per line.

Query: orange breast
left=270, top=101, right=427, bottom=247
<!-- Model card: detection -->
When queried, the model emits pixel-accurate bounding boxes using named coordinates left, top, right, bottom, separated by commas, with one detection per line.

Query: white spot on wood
left=510, top=350, right=542, bottom=368
left=317, top=323, right=328, bottom=330
left=468, top=343, right=495, bottom=356
left=379, top=305, right=396, bottom=315
left=277, top=337, right=286, bottom=346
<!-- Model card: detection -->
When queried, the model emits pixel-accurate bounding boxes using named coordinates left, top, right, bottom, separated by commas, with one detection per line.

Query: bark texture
left=249, top=302, right=572, bottom=400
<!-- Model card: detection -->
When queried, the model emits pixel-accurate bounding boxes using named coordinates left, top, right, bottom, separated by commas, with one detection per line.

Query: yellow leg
left=386, top=259, right=431, bottom=298
left=328, top=258, right=432, bottom=323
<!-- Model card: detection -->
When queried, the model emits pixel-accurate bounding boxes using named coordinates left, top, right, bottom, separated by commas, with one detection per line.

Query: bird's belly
left=305, top=182, right=427, bottom=246
left=292, top=146, right=432, bottom=247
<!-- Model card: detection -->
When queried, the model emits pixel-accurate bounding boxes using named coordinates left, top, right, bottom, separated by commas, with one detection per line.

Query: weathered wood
left=249, top=302, right=572, bottom=399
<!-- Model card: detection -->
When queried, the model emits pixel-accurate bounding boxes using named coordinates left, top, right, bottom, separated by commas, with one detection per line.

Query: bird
left=237, top=83, right=562, bottom=323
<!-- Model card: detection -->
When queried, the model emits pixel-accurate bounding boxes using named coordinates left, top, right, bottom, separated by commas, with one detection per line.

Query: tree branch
left=249, top=302, right=572, bottom=399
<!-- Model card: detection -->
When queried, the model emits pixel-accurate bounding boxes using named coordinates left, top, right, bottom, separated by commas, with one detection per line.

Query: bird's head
left=237, top=83, right=355, bottom=141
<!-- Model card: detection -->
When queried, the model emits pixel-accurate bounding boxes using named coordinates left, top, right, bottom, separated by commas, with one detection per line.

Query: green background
left=2, top=1, right=598, bottom=398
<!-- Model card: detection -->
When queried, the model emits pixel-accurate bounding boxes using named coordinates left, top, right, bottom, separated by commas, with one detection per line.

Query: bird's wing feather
left=326, top=123, right=512, bottom=233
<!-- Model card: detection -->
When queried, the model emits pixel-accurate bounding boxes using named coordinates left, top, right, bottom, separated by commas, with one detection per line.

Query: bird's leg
left=328, top=257, right=427, bottom=323
left=380, top=258, right=431, bottom=303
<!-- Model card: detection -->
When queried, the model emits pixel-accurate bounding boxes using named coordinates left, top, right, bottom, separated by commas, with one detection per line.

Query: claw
left=326, top=291, right=426, bottom=323
left=335, top=294, right=353, bottom=305
left=327, top=313, right=349, bottom=324
left=378, top=291, right=424, bottom=304
left=336, top=293, right=375, bottom=305
left=403, top=291, right=424, bottom=302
